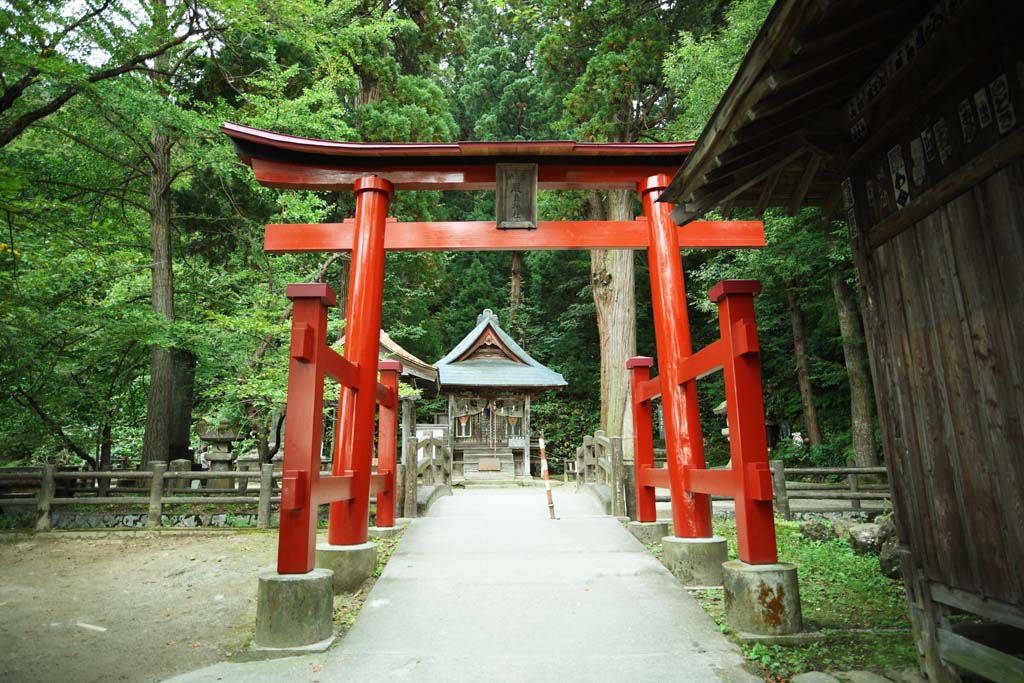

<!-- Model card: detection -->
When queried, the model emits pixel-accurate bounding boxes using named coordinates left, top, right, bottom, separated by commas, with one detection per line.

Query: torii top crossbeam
left=222, top=121, right=694, bottom=191
left=220, top=122, right=764, bottom=251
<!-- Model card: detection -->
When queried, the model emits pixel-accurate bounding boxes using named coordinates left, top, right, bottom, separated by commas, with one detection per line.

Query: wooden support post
left=35, top=465, right=55, bottom=531
left=847, top=457, right=861, bottom=512
left=395, top=464, right=406, bottom=517
left=401, top=397, right=414, bottom=466
left=575, top=446, right=584, bottom=487
left=257, top=463, right=273, bottom=529
left=640, top=174, right=712, bottom=540
left=404, top=437, right=418, bottom=519
left=771, top=460, right=791, bottom=520
left=622, top=459, right=637, bottom=520
left=611, top=435, right=625, bottom=517
left=627, top=357, right=657, bottom=523
left=147, top=463, right=166, bottom=529
left=328, top=175, right=393, bottom=546
left=168, top=459, right=190, bottom=494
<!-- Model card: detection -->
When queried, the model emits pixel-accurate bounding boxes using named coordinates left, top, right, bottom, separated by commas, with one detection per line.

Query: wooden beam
left=937, top=628, right=1024, bottom=683
left=250, top=157, right=683, bottom=192
left=672, top=146, right=808, bottom=225
left=789, top=151, right=822, bottom=215
left=661, top=0, right=820, bottom=204
left=931, top=582, right=1024, bottom=631
left=755, top=167, right=783, bottom=216
left=868, top=127, right=1024, bottom=250
left=264, top=219, right=766, bottom=253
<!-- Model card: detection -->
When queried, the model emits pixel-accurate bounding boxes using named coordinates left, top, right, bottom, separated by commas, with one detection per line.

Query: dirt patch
left=0, top=529, right=278, bottom=682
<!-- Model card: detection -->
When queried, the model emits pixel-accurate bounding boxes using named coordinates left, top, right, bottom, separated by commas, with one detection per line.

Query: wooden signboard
left=496, top=163, right=538, bottom=229
left=478, top=458, right=503, bottom=472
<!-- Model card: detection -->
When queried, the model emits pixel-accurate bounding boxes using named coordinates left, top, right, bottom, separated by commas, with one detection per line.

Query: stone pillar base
left=368, top=525, right=404, bottom=540
left=627, top=520, right=671, bottom=546
left=662, top=535, right=729, bottom=587
left=316, top=542, right=377, bottom=594
left=723, top=560, right=803, bottom=636
left=254, top=568, right=335, bottom=650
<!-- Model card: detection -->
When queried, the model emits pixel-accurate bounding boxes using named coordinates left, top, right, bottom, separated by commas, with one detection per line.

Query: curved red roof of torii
left=220, top=122, right=694, bottom=191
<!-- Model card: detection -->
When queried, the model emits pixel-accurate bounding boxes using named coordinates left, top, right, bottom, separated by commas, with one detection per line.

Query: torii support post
left=373, top=360, right=401, bottom=530
left=278, top=283, right=360, bottom=574
left=328, top=175, right=393, bottom=546
left=638, top=173, right=712, bottom=539
left=627, top=279, right=778, bottom=566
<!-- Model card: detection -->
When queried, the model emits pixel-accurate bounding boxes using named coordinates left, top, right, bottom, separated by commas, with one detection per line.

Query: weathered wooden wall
left=851, top=155, right=1024, bottom=683
left=861, top=159, right=1024, bottom=608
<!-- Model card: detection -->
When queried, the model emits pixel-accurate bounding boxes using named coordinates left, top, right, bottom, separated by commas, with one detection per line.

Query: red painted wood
left=264, top=219, right=765, bottom=253
left=221, top=121, right=694, bottom=159
left=321, top=349, right=359, bottom=389
left=328, top=176, right=393, bottom=546
left=714, top=282, right=777, bottom=564
left=640, top=174, right=712, bottom=539
left=312, top=474, right=354, bottom=506
left=634, top=375, right=662, bottom=404
left=677, top=340, right=726, bottom=382
left=642, top=467, right=671, bottom=490
left=278, top=287, right=332, bottom=573
left=628, top=359, right=658, bottom=523
left=374, top=362, right=400, bottom=528
left=250, top=157, right=686, bottom=191
left=369, top=473, right=388, bottom=496
left=709, top=279, right=762, bottom=302
left=375, top=381, right=396, bottom=409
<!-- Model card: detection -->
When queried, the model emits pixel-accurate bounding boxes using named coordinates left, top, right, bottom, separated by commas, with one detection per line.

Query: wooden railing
left=769, top=461, right=890, bottom=519
left=413, top=436, right=452, bottom=486
left=575, top=430, right=627, bottom=518
left=0, top=464, right=281, bottom=530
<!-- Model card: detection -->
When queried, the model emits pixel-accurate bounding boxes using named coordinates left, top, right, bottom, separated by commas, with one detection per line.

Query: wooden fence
left=570, top=432, right=890, bottom=520
left=0, top=463, right=281, bottom=530
left=770, top=461, right=890, bottom=519
left=575, top=430, right=628, bottom=518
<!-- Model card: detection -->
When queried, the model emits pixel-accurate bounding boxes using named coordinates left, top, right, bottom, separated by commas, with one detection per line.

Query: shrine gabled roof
left=435, top=310, right=566, bottom=391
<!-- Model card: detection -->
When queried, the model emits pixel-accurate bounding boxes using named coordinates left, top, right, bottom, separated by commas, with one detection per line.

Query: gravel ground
left=0, top=530, right=279, bottom=683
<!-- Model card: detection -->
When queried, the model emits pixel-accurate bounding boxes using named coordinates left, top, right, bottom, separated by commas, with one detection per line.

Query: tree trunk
left=830, top=262, right=878, bottom=466
left=510, top=251, right=522, bottom=312
left=141, top=28, right=175, bottom=468
left=509, top=250, right=523, bottom=338
left=590, top=189, right=636, bottom=442
left=98, top=422, right=112, bottom=495
left=168, top=349, right=196, bottom=461
left=786, top=288, right=823, bottom=446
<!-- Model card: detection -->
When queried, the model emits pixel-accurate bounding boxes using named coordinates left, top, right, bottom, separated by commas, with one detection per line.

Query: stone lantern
left=199, top=420, right=238, bottom=490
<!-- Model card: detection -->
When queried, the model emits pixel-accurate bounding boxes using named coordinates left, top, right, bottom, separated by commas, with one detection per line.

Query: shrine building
left=436, top=309, right=565, bottom=482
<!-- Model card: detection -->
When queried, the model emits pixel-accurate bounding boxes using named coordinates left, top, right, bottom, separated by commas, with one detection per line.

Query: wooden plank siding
left=860, top=160, right=1024, bottom=608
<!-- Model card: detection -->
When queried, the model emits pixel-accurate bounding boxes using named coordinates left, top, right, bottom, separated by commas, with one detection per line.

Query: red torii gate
left=221, top=122, right=779, bottom=575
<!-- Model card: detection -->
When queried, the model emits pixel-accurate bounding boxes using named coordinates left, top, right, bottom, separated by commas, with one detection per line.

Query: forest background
left=0, top=0, right=878, bottom=473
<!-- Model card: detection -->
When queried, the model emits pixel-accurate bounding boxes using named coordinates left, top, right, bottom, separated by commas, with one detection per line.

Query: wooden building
left=661, top=1, right=1024, bottom=680
left=436, top=309, right=566, bottom=481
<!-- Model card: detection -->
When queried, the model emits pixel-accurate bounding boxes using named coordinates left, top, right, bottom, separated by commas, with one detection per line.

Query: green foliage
left=694, top=517, right=916, bottom=678
left=0, top=0, right=871, bottom=484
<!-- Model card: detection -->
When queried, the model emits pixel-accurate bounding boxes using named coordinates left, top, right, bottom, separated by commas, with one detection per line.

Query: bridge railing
left=414, top=437, right=452, bottom=486
left=575, top=430, right=627, bottom=518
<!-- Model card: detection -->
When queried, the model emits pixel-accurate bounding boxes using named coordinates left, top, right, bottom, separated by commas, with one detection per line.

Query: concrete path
left=166, top=487, right=757, bottom=683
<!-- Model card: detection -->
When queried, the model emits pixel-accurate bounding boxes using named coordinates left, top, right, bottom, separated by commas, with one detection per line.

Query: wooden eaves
left=659, top=0, right=938, bottom=225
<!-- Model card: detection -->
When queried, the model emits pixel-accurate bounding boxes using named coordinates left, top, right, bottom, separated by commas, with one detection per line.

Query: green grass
left=694, top=517, right=917, bottom=681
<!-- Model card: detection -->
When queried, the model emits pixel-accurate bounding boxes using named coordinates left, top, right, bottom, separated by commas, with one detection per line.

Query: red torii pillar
left=328, top=176, right=393, bottom=546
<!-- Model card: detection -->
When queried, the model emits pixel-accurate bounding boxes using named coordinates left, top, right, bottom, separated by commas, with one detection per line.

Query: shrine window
left=456, top=416, right=472, bottom=438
